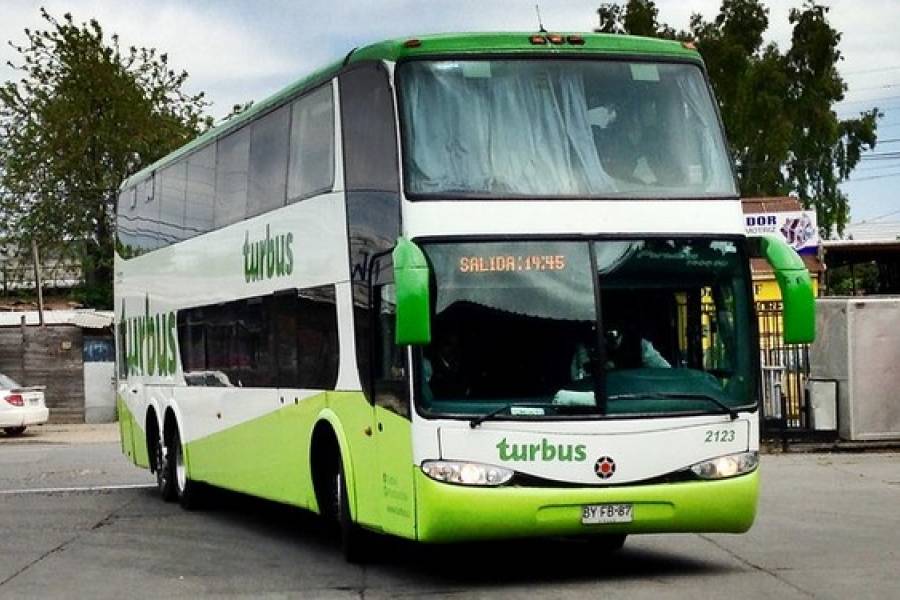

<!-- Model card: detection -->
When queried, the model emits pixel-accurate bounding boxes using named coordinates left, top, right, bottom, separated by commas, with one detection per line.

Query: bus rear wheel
left=155, top=427, right=177, bottom=502
left=171, top=427, right=204, bottom=510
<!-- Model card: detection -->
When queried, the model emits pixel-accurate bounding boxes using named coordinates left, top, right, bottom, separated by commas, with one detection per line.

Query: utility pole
left=31, top=239, right=44, bottom=326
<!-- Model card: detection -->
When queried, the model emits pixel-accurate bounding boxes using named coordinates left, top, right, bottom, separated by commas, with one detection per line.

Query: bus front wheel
left=334, top=460, right=370, bottom=563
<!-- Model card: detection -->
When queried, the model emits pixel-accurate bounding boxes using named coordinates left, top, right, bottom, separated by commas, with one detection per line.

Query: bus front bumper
left=414, top=468, right=759, bottom=543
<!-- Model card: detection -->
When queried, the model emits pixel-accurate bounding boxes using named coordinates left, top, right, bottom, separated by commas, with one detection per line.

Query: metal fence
left=756, top=300, right=814, bottom=435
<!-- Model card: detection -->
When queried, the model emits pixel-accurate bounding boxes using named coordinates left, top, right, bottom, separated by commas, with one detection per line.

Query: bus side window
left=372, top=283, right=410, bottom=418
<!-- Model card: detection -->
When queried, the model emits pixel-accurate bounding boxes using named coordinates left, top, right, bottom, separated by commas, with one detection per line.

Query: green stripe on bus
left=414, top=468, right=759, bottom=542
left=117, top=395, right=149, bottom=468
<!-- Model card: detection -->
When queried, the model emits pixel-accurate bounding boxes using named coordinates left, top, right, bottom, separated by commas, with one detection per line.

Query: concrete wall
left=83, top=361, right=115, bottom=423
left=810, top=298, right=900, bottom=440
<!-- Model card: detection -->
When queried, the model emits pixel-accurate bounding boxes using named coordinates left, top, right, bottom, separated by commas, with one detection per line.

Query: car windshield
left=399, top=59, right=736, bottom=199
left=416, top=239, right=754, bottom=419
left=0, top=373, right=20, bottom=389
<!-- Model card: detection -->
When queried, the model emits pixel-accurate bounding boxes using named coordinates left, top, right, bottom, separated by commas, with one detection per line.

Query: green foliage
left=594, top=0, right=880, bottom=235
left=223, top=101, right=254, bottom=122
left=596, top=1, right=676, bottom=38
left=827, top=262, right=879, bottom=295
left=0, top=9, right=214, bottom=307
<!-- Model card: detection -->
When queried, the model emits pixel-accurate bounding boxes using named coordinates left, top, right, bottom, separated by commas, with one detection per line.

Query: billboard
left=744, top=210, right=819, bottom=254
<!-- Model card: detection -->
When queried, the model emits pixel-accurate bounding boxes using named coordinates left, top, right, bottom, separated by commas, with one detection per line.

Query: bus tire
left=3, top=426, right=26, bottom=436
left=335, top=461, right=369, bottom=563
left=155, top=425, right=177, bottom=502
left=171, top=427, right=203, bottom=510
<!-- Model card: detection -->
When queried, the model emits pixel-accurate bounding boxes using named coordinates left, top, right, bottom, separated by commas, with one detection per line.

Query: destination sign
left=458, top=254, right=567, bottom=273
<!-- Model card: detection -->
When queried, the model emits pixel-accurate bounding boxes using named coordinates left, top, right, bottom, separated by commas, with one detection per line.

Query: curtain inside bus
left=399, top=60, right=737, bottom=198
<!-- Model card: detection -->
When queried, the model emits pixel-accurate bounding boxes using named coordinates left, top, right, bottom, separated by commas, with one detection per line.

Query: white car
left=0, top=372, right=48, bottom=436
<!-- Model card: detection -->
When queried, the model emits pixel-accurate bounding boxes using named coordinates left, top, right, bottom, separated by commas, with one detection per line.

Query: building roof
left=122, top=32, right=700, bottom=189
left=0, top=310, right=114, bottom=329
left=838, top=221, right=900, bottom=242
left=741, top=196, right=803, bottom=213
left=751, top=255, right=824, bottom=276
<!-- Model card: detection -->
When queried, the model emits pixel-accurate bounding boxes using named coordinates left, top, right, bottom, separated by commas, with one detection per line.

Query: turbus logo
left=496, top=437, right=588, bottom=462
left=119, top=295, right=177, bottom=377
left=243, top=224, right=294, bottom=283
left=594, top=456, right=617, bottom=479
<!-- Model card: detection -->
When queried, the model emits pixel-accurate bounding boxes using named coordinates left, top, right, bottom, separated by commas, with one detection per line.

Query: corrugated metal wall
left=0, top=324, right=85, bottom=423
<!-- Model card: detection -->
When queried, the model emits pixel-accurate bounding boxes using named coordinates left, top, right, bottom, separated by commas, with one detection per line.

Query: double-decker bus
left=115, top=32, right=815, bottom=560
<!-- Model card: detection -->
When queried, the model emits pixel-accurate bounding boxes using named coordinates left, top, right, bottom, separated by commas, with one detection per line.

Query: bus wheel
left=171, top=427, right=203, bottom=510
left=334, top=461, right=369, bottom=563
left=3, top=426, right=26, bottom=436
left=155, top=427, right=177, bottom=502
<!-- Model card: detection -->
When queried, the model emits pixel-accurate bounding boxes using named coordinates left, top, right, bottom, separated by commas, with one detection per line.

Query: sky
left=2, top=0, right=899, bottom=230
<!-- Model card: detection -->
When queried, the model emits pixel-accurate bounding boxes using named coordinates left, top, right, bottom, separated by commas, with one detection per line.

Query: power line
left=842, top=65, right=900, bottom=76
left=846, top=81, right=900, bottom=95
left=846, top=170, right=900, bottom=182
left=854, top=162, right=900, bottom=173
left=856, top=208, right=900, bottom=223
left=859, top=152, right=900, bottom=161
left=835, top=94, right=900, bottom=107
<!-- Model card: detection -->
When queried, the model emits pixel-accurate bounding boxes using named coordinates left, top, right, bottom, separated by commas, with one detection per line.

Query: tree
left=594, top=0, right=880, bottom=236
left=222, top=101, right=254, bottom=122
left=596, top=1, right=676, bottom=38
left=0, top=9, right=213, bottom=307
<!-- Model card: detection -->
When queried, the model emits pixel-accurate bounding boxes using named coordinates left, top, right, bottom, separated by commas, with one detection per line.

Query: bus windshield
left=399, top=59, right=736, bottom=199
left=417, top=239, right=755, bottom=419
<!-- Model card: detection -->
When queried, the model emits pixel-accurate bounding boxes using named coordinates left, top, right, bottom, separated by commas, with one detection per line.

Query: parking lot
left=0, top=429, right=898, bottom=599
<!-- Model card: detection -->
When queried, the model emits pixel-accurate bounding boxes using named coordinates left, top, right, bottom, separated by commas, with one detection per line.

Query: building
left=0, top=310, right=115, bottom=423
left=742, top=197, right=823, bottom=434
left=822, top=221, right=900, bottom=295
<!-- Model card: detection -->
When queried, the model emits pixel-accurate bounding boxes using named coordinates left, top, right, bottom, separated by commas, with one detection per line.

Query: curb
left=762, top=440, right=900, bottom=454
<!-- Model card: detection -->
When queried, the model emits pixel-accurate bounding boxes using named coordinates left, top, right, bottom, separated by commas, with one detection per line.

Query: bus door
left=370, top=260, right=417, bottom=538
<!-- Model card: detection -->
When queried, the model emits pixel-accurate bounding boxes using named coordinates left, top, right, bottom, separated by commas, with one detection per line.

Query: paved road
left=0, top=438, right=897, bottom=599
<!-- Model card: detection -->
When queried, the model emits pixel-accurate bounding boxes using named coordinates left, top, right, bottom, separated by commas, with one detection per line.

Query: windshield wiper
left=607, top=392, right=742, bottom=421
left=469, top=403, right=514, bottom=429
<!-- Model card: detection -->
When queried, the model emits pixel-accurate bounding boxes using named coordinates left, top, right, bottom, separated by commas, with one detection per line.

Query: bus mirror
left=392, top=237, right=432, bottom=346
left=756, top=235, right=816, bottom=344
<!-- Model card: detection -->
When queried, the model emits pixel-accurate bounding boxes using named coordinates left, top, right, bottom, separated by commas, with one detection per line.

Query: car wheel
left=334, top=461, right=370, bottom=563
left=155, top=428, right=177, bottom=502
left=171, top=427, right=203, bottom=510
left=3, top=426, right=27, bottom=436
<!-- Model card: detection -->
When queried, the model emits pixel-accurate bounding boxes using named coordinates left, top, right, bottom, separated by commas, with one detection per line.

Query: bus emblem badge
left=594, top=456, right=616, bottom=479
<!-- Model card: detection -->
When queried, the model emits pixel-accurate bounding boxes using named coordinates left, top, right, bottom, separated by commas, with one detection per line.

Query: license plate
left=29, top=398, right=39, bottom=406
left=582, top=503, right=633, bottom=524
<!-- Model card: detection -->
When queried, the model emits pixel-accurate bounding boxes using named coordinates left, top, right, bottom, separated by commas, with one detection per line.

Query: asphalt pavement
left=0, top=427, right=897, bottom=599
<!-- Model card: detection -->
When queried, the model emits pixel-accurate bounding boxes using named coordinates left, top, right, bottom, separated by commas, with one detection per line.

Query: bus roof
left=122, top=32, right=699, bottom=189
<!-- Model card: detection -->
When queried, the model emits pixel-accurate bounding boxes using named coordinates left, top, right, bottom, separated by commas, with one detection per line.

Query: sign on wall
left=745, top=211, right=819, bottom=254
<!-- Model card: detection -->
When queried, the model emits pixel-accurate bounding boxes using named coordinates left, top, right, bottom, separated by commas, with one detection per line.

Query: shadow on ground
left=159, top=483, right=735, bottom=587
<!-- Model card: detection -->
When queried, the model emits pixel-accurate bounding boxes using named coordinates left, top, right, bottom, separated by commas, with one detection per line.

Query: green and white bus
left=115, top=32, right=815, bottom=559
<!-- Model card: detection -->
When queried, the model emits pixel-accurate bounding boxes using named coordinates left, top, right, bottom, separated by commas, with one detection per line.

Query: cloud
left=0, top=0, right=311, bottom=116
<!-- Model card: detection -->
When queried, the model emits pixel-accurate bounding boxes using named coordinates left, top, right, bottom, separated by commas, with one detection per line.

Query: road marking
left=0, top=483, right=155, bottom=495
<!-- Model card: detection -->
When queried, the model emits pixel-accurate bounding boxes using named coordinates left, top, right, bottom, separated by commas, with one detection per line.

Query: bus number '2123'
left=705, top=430, right=736, bottom=443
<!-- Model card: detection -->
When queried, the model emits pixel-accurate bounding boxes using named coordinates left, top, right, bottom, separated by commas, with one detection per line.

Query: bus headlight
left=690, top=451, right=759, bottom=480
left=421, top=460, right=514, bottom=486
